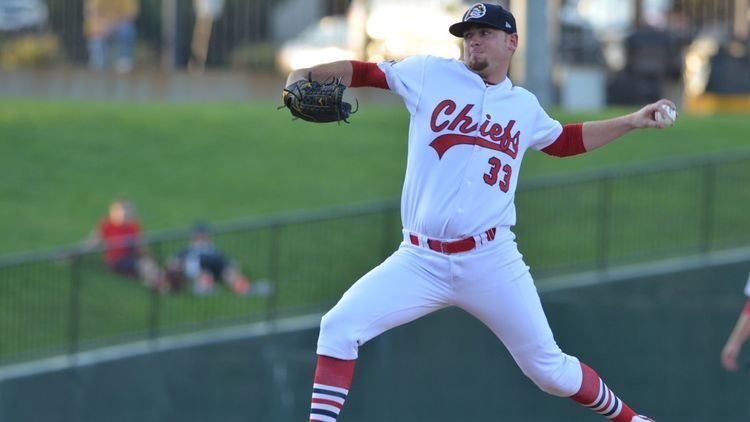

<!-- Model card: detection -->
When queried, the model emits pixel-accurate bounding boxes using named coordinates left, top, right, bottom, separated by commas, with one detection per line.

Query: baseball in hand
left=655, top=104, right=677, bottom=127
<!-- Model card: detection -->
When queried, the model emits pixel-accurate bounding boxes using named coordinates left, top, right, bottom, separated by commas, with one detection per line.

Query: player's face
left=462, top=26, right=517, bottom=75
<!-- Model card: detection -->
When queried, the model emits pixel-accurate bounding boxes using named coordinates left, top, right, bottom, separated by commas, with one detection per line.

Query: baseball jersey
left=377, top=55, right=563, bottom=239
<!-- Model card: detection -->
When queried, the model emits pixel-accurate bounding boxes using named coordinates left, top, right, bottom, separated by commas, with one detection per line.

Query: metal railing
left=517, top=150, right=750, bottom=276
left=1, top=152, right=750, bottom=366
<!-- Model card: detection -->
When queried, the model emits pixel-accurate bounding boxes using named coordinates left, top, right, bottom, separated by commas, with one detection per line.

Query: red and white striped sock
left=570, top=362, right=639, bottom=422
left=309, top=355, right=356, bottom=422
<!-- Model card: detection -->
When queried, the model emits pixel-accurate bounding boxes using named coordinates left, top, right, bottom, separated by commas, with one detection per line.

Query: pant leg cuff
left=316, top=344, right=358, bottom=360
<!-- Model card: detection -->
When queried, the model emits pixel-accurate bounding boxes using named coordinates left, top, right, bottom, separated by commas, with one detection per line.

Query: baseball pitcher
left=281, top=3, right=677, bottom=421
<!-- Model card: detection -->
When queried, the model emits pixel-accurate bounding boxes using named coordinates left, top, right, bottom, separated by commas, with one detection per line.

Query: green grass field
left=1, top=100, right=749, bottom=363
left=1, top=100, right=748, bottom=255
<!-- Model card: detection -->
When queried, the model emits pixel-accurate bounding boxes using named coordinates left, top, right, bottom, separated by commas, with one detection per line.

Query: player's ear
left=507, top=33, right=518, bottom=52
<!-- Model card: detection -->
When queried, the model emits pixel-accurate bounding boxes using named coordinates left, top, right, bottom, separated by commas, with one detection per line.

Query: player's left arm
left=581, top=98, right=678, bottom=151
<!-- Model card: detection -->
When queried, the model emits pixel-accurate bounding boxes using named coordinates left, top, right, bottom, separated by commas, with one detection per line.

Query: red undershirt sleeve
left=541, top=123, right=586, bottom=157
left=349, top=61, right=390, bottom=90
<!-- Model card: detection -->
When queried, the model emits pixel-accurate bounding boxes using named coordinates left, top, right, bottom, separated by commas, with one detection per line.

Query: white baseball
left=655, top=104, right=677, bottom=127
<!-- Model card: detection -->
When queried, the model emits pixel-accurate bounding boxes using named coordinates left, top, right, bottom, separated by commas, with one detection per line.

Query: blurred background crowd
left=0, top=0, right=748, bottom=111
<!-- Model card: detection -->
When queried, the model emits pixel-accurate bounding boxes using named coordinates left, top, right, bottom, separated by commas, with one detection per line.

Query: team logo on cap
left=464, top=3, right=486, bottom=21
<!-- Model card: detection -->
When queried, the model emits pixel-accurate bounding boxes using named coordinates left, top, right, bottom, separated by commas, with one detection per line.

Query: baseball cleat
left=631, top=416, right=655, bottom=422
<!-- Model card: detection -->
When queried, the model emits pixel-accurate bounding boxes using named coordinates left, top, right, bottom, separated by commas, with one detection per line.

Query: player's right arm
left=286, top=61, right=353, bottom=86
left=285, top=61, right=389, bottom=89
left=722, top=300, right=750, bottom=371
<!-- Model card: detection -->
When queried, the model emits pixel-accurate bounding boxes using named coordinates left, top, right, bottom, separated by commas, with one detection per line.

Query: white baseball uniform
left=317, top=55, right=583, bottom=397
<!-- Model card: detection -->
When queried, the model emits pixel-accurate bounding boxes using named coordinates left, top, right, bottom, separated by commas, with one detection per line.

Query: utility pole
left=510, top=0, right=555, bottom=105
left=735, top=0, right=749, bottom=40
left=634, top=0, right=644, bottom=28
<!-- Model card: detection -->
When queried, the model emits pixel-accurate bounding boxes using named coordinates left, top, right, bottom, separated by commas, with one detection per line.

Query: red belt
left=409, top=228, right=497, bottom=254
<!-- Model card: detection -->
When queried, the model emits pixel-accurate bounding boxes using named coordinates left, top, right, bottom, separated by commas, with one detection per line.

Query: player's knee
left=317, top=308, right=360, bottom=359
left=319, top=310, right=339, bottom=340
left=525, top=368, right=568, bottom=396
left=517, top=350, right=580, bottom=397
left=319, top=307, right=352, bottom=340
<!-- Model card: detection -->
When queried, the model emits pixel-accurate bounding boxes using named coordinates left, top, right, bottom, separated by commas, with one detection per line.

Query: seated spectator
left=166, top=223, right=272, bottom=297
left=86, top=199, right=166, bottom=291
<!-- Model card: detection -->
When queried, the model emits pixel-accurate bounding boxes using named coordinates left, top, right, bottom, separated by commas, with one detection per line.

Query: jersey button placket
left=454, top=90, right=483, bottom=219
left=470, top=100, right=491, bottom=187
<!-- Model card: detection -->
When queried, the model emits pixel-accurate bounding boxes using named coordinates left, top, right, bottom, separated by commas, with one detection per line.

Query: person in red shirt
left=86, top=199, right=164, bottom=290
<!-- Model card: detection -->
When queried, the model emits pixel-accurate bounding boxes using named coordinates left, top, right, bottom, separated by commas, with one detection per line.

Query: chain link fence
left=0, top=0, right=353, bottom=72
left=2, top=0, right=742, bottom=72
left=1, top=152, right=749, bottom=366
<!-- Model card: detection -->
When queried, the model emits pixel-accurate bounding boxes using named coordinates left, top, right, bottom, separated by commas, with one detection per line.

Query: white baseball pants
left=316, top=228, right=583, bottom=397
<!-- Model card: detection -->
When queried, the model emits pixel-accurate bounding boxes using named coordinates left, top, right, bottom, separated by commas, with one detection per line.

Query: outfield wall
left=2, top=260, right=749, bottom=422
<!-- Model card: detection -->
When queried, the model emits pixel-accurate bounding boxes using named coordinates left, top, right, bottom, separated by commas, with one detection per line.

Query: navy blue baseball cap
left=449, top=3, right=517, bottom=37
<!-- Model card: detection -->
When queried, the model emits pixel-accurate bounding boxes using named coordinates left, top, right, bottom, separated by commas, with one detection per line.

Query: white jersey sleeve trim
left=533, top=123, right=564, bottom=151
left=377, top=56, right=428, bottom=115
left=524, top=90, right=564, bottom=151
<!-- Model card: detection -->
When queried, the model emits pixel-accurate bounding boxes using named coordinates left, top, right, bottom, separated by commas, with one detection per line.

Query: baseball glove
left=280, top=73, right=357, bottom=123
